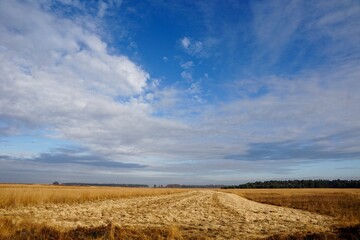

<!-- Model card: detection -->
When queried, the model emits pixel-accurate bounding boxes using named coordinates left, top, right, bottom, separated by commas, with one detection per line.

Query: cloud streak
left=0, top=148, right=145, bottom=168
left=226, top=129, right=360, bottom=161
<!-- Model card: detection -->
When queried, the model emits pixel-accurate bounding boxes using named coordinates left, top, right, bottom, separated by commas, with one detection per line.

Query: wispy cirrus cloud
left=180, top=37, right=203, bottom=56
left=179, top=36, right=216, bottom=59
left=249, top=0, right=360, bottom=72
left=226, top=129, right=360, bottom=161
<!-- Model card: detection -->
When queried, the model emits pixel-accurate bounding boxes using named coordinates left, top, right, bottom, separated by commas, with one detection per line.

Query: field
left=221, top=188, right=360, bottom=225
left=0, top=184, right=189, bottom=208
left=221, top=188, right=360, bottom=239
left=0, top=185, right=359, bottom=239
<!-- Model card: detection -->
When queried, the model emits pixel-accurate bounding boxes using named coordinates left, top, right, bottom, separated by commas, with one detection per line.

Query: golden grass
left=0, top=218, right=197, bottom=240
left=0, top=184, right=198, bottom=239
left=0, top=216, right=212, bottom=240
left=0, top=218, right=358, bottom=240
left=221, top=188, right=360, bottom=225
left=1, top=185, right=360, bottom=239
left=0, top=184, right=190, bottom=209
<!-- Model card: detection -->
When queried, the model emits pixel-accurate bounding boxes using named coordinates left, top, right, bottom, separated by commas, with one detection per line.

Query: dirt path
left=0, top=190, right=335, bottom=239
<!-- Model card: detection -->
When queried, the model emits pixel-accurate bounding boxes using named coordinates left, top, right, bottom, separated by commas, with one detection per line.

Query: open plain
left=0, top=185, right=351, bottom=239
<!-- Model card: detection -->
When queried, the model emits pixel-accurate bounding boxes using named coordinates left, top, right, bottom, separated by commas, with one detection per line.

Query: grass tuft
left=0, top=220, right=187, bottom=240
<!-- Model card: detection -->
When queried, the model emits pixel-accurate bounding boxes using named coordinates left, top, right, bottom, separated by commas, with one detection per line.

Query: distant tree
left=153, top=184, right=157, bottom=188
left=52, top=181, right=60, bottom=185
left=222, top=179, right=360, bottom=189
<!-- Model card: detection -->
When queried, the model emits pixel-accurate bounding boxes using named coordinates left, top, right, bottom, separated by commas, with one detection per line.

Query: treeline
left=222, top=179, right=360, bottom=189
left=54, top=182, right=226, bottom=188
left=59, top=183, right=149, bottom=188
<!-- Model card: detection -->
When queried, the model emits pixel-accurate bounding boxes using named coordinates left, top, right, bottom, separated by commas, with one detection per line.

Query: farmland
left=0, top=184, right=189, bottom=208
left=221, top=188, right=360, bottom=225
left=0, top=185, right=359, bottom=239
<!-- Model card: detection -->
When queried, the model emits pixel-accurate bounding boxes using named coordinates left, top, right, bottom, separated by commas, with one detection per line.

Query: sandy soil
left=0, top=190, right=336, bottom=239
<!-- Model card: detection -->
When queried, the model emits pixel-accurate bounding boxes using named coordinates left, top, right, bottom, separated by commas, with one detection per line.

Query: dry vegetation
left=0, top=184, right=193, bottom=239
left=0, top=184, right=189, bottom=209
left=221, top=188, right=360, bottom=239
left=220, top=188, right=360, bottom=225
left=0, top=185, right=359, bottom=239
left=0, top=218, right=189, bottom=240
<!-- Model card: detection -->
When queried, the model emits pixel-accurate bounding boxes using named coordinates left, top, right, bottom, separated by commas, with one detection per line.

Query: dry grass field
left=221, top=188, right=360, bottom=225
left=0, top=184, right=189, bottom=208
left=0, top=185, right=359, bottom=239
left=221, top=188, right=360, bottom=239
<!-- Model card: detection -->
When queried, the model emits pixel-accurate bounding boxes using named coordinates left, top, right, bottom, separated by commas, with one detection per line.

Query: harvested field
left=0, top=189, right=338, bottom=239
left=221, top=188, right=360, bottom=224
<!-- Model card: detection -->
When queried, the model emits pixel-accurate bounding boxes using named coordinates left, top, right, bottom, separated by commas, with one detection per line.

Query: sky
left=0, top=0, right=360, bottom=185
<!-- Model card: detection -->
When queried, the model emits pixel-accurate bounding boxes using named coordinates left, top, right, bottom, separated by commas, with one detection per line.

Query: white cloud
left=97, top=1, right=108, bottom=18
left=180, top=61, right=194, bottom=69
left=0, top=1, right=187, bottom=162
left=187, top=82, right=201, bottom=95
left=192, top=41, right=203, bottom=52
left=96, top=0, right=123, bottom=18
left=179, top=36, right=205, bottom=56
left=180, top=37, right=190, bottom=49
left=180, top=71, right=192, bottom=81
left=57, top=0, right=83, bottom=8
left=179, top=61, right=194, bottom=82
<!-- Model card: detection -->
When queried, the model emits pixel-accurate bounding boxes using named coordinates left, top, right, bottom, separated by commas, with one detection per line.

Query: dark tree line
left=222, top=179, right=360, bottom=189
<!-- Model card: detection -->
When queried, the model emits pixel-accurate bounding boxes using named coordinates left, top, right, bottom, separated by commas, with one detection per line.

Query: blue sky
left=0, top=0, right=360, bottom=185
